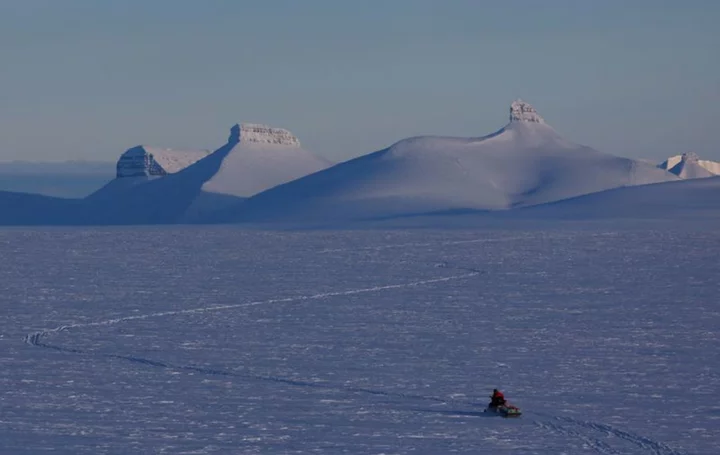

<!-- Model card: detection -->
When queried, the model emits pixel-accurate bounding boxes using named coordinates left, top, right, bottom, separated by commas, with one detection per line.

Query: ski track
left=534, top=414, right=686, bottom=455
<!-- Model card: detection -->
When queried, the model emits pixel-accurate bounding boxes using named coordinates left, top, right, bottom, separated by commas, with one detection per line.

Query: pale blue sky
left=1, top=0, right=718, bottom=162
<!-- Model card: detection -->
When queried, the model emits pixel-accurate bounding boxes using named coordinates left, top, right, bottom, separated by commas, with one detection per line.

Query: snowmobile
left=484, top=403, right=522, bottom=418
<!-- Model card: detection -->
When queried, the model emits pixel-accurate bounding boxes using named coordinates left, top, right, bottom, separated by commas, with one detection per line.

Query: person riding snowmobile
left=489, top=389, right=507, bottom=408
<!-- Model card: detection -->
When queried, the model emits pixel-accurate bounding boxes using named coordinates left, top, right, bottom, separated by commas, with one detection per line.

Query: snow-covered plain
left=1, top=227, right=718, bottom=454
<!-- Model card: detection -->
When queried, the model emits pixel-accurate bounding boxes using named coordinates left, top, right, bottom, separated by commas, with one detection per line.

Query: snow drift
left=211, top=100, right=677, bottom=224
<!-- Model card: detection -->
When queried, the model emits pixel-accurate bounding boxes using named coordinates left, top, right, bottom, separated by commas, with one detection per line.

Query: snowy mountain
left=116, top=146, right=211, bottom=177
left=659, top=152, right=719, bottom=179
left=83, top=123, right=330, bottom=224
left=198, top=123, right=331, bottom=198
left=212, top=100, right=677, bottom=224
left=84, top=145, right=213, bottom=207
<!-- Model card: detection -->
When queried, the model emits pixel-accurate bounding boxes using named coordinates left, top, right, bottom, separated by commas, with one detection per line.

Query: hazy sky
left=1, top=0, right=718, bottom=162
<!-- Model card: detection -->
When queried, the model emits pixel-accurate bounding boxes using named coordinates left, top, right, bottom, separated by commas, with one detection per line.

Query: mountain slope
left=213, top=100, right=677, bottom=224
left=84, top=124, right=330, bottom=224
left=0, top=191, right=83, bottom=225
left=116, top=146, right=211, bottom=177
left=199, top=124, right=331, bottom=198
left=508, top=176, right=720, bottom=220
left=659, top=153, right=720, bottom=177
left=666, top=152, right=716, bottom=179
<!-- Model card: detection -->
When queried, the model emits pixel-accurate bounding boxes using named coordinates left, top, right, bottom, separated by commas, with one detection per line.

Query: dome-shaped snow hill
left=214, top=100, right=678, bottom=225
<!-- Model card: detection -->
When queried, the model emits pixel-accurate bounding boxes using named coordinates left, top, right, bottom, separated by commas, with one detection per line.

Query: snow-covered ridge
left=658, top=152, right=720, bottom=177
left=197, top=123, right=329, bottom=199
left=667, top=152, right=716, bottom=179
left=228, top=123, right=301, bottom=146
left=115, top=123, right=300, bottom=179
left=116, top=146, right=211, bottom=178
left=216, top=99, right=677, bottom=225
left=509, top=99, right=544, bottom=124
left=680, top=151, right=700, bottom=163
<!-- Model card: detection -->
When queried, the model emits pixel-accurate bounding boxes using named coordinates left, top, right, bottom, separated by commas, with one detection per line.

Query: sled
left=485, top=404, right=522, bottom=418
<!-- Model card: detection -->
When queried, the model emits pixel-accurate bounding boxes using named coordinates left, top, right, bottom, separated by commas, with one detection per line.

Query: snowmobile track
left=22, top=265, right=484, bottom=408
left=23, top=257, right=686, bottom=455
left=535, top=420, right=621, bottom=455
left=535, top=415, right=685, bottom=455
left=24, top=270, right=478, bottom=347
left=317, top=235, right=532, bottom=254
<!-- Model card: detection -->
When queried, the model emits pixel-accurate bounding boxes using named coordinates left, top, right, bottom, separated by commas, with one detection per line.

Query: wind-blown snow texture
left=218, top=101, right=676, bottom=224
left=2, top=227, right=718, bottom=454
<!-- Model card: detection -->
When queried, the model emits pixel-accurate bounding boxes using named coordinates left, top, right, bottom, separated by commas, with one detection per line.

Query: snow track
left=535, top=415, right=686, bottom=455
left=26, top=336, right=468, bottom=409
left=19, top=251, right=690, bottom=455
left=21, top=265, right=501, bottom=417
left=535, top=419, right=622, bottom=455
left=318, top=236, right=530, bottom=253
left=24, top=270, right=478, bottom=347
left=23, top=267, right=487, bottom=411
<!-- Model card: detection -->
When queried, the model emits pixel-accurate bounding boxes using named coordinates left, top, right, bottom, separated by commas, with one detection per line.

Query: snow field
left=1, top=227, right=718, bottom=454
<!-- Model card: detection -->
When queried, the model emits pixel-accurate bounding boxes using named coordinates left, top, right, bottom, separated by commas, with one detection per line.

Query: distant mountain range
left=0, top=160, right=114, bottom=198
left=1, top=100, right=717, bottom=226
left=116, top=146, right=212, bottom=178
left=80, top=123, right=332, bottom=224
left=210, top=100, right=677, bottom=224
